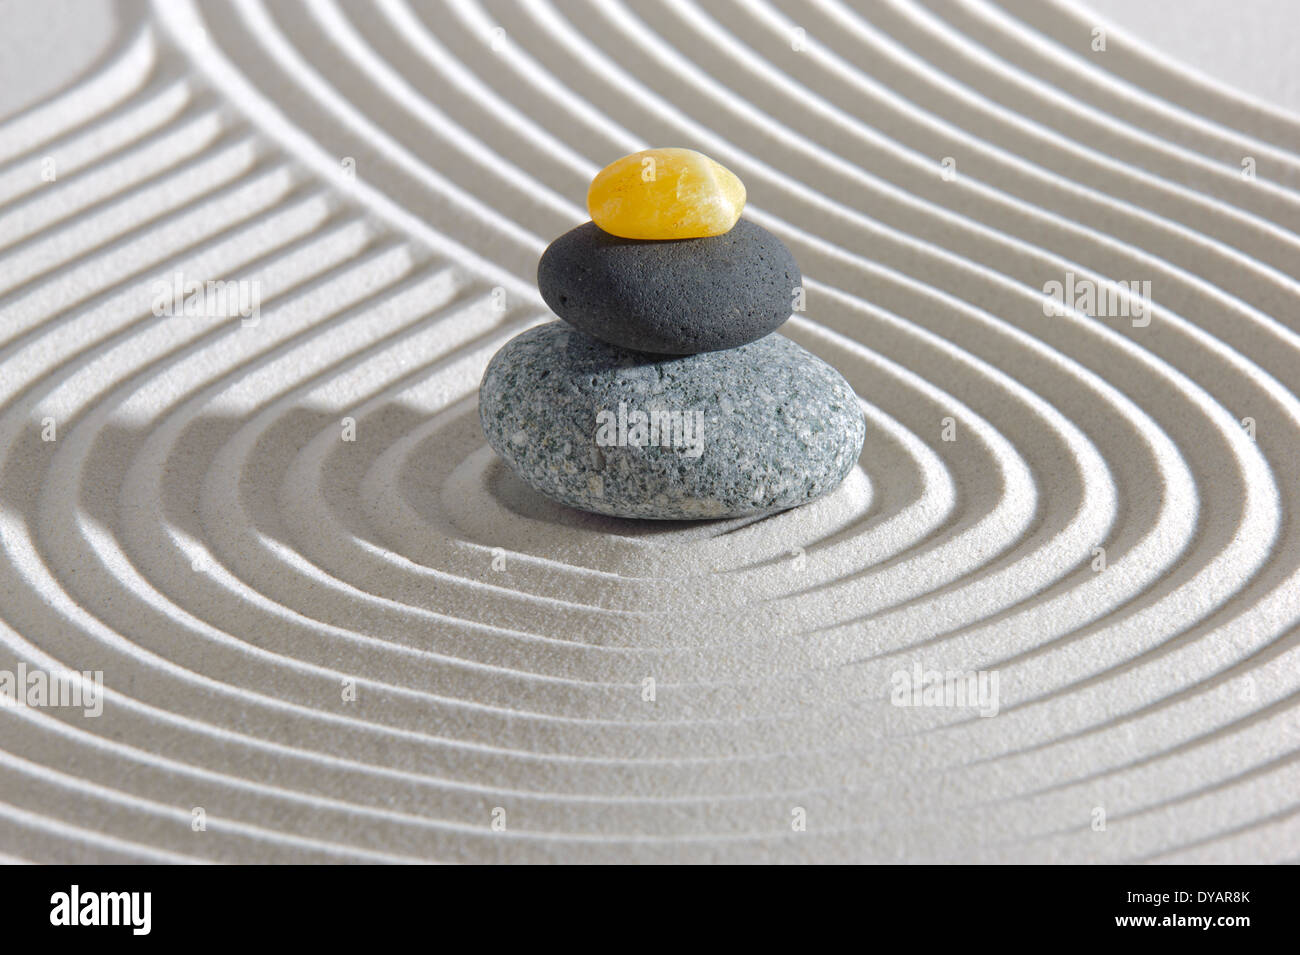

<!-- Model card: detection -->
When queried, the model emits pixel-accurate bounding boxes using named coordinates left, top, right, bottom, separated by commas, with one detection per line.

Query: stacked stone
left=479, top=148, right=865, bottom=520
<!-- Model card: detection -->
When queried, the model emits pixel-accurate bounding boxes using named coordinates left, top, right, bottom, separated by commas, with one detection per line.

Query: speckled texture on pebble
left=537, top=219, right=800, bottom=355
left=479, top=322, right=865, bottom=520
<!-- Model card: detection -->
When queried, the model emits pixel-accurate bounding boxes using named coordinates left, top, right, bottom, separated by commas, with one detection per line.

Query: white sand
left=0, top=0, right=1297, bottom=862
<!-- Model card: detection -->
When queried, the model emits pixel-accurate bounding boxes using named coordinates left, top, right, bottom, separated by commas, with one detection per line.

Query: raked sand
left=0, top=0, right=1298, bottom=862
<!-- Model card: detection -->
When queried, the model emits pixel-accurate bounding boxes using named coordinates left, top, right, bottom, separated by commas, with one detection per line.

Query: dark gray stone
left=479, top=322, right=864, bottom=520
left=537, top=219, right=800, bottom=355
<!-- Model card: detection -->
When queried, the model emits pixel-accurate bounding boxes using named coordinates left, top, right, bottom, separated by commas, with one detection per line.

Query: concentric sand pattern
left=0, top=0, right=1298, bottom=862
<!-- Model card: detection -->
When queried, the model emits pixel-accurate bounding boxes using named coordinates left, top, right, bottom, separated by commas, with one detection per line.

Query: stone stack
left=479, top=148, right=865, bottom=520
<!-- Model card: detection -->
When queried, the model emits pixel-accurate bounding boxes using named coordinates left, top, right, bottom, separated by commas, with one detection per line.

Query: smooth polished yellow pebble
left=587, top=148, right=746, bottom=240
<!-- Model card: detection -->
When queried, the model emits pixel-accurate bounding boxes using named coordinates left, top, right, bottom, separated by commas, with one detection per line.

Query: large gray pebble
left=537, top=219, right=800, bottom=355
left=479, top=322, right=864, bottom=520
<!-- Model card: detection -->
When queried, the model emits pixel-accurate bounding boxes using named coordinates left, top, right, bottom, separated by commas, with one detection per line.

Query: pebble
left=538, top=219, right=800, bottom=355
left=587, top=147, right=746, bottom=240
left=479, top=322, right=865, bottom=520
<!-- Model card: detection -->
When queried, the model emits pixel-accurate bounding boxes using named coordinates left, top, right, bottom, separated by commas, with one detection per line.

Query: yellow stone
left=587, top=148, right=746, bottom=240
